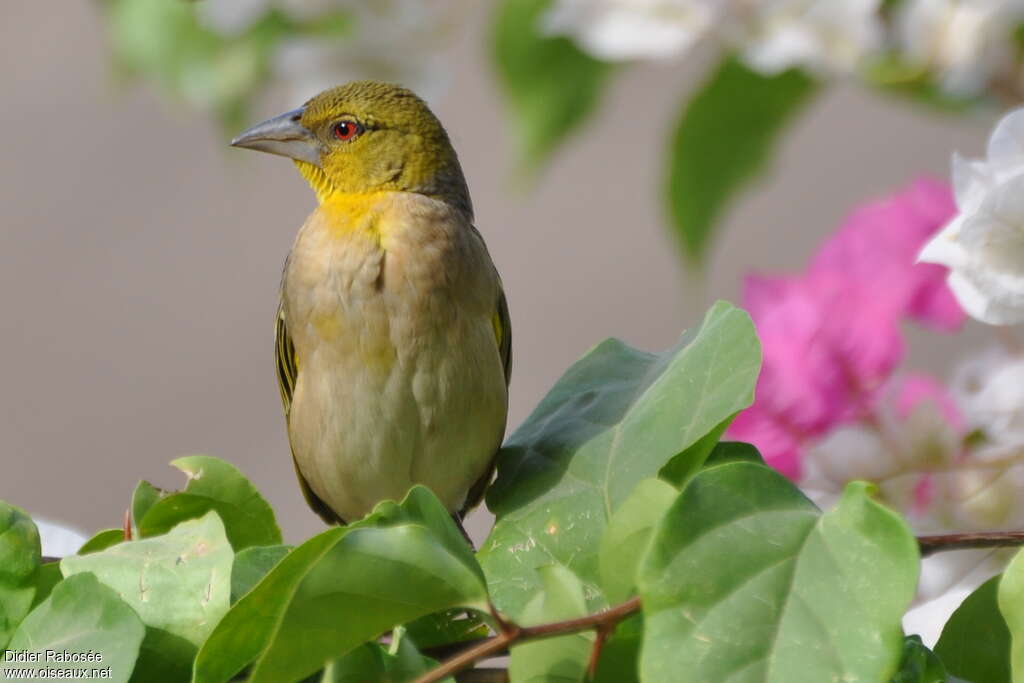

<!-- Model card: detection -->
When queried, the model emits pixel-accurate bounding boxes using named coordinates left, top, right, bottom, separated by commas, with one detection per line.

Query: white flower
left=730, top=0, right=884, bottom=75
left=273, top=0, right=467, bottom=105
left=799, top=383, right=961, bottom=514
left=919, top=109, right=1024, bottom=324
left=898, top=0, right=1024, bottom=97
left=952, top=347, right=1024, bottom=446
left=541, top=0, right=719, bottom=61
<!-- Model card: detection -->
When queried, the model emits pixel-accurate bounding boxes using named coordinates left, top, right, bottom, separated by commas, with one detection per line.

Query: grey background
left=0, top=3, right=998, bottom=543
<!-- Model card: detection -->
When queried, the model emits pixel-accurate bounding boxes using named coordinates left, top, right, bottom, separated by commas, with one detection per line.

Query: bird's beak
left=230, top=107, right=321, bottom=166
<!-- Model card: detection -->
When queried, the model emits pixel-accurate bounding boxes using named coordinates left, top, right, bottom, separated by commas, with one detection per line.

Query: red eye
left=333, top=120, right=362, bottom=141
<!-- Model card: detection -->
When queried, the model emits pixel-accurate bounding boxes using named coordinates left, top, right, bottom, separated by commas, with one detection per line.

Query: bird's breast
left=282, top=193, right=491, bottom=370
left=279, top=192, right=506, bottom=520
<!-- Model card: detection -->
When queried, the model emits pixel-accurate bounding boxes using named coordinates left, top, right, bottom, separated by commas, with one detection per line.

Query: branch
left=418, top=530, right=1024, bottom=682
left=918, top=531, right=1024, bottom=557
left=410, top=597, right=641, bottom=683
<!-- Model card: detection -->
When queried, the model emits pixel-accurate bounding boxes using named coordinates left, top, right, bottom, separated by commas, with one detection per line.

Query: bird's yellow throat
left=295, top=160, right=337, bottom=204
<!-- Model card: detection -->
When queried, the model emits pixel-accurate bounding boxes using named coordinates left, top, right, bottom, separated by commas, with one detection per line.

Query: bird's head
left=231, top=81, right=471, bottom=215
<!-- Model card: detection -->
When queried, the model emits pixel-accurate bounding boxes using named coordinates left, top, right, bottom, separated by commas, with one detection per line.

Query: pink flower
left=729, top=178, right=965, bottom=478
left=727, top=407, right=803, bottom=479
left=889, top=373, right=965, bottom=516
left=733, top=272, right=905, bottom=479
left=742, top=275, right=849, bottom=435
left=894, top=373, right=964, bottom=431
left=810, top=177, right=964, bottom=331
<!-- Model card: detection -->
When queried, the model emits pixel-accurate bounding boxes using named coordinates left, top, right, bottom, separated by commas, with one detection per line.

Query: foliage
left=486, top=4, right=1018, bottom=265
left=479, top=301, right=760, bottom=616
left=95, top=1, right=1024, bottom=269
left=935, top=576, right=1011, bottom=682
left=665, top=57, right=818, bottom=262
left=639, top=472, right=917, bottom=681
left=6, top=301, right=1024, bottom=681
left=1, top=574, right=145, bottom=683
left=101, top=0, right=296, bottom=128
left=491, top=0, right=613, bottom=172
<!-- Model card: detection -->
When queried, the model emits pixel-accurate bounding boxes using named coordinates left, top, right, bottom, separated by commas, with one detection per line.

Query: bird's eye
left=332, top=120, right=362, bottom=142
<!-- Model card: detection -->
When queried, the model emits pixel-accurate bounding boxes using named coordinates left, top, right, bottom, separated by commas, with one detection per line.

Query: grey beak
left=230, top=107, right=321, bottom=165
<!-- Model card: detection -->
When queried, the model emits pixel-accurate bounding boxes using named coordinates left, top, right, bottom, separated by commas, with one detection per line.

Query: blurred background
left=0, top=0, right=1005, bottom=544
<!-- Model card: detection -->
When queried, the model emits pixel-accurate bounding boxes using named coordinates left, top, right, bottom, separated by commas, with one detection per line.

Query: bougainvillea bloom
left=729, top=178, right=963, bottom=478
left=920, top=109, right=1024, bottom=324
left=811, top=177, right=964, bottom=331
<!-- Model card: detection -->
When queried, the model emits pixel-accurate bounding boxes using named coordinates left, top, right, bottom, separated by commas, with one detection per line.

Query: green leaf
left=657, top=419, right=732, bottom=486
left=132, top=627, right=197, bottom=683
left=2, top=573, right=145, bottom=683
left=667, top=56, right=818, bottom=262
left=598, top=479, right=677, bottom=604
left=320, top=641, right=442, bottom=683
left=321, top=638, right=449, bottom=683
left=592, top=614, right=642, bottom=683
left=997, top=548, right=1024, bottom=683
left=935, top=575, right=1010, bottom=683
left=131, top=480, right=166, bottom=537
left=492, top=0, right=613, bottom=170
left=353, top=482, right=485, bottom=585
left=27, top=562, right=62, bottom=610
left=62, top=511, right=232, bottom=650
left=79, top=528, right=126, bottom=554
left=510, top=565, right=594, bottom=683
left=701, top=439, right=765, bottom=467
left=192, top=486, right=490, bottom=683
left=404, top=609, right=489, bottom=650
left=231, top=544, right=291, bottom=604
left=479, top=301, right=760, bottom=615
left=861, top=54, right=978, bottom=114
left=103, top=0, right=272, bottom=128
left=891, top=636, right=954, bottom=683
left=137, top=455, right=281, bottom=551
left=0, top=502, right=41, bottom=649
left=639, top=466, right=918, bottom=682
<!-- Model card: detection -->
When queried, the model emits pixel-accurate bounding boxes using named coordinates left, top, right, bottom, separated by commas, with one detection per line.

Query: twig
left=421, top=637, right=503, bottom=662
left=588, top=622, right=614, bottom=679
left=418, top=530, right=1024, bottom=682
left=918, top=531, right=1024, bottom=556
left=487, top=600, right=516, bottom=636
left=413, top=630, right=516, bottom=683
left=410, top=598, right=641, bottom=683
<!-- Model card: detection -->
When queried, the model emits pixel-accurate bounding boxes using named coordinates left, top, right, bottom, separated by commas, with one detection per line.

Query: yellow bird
left=231, top=81, right=511, bottom=527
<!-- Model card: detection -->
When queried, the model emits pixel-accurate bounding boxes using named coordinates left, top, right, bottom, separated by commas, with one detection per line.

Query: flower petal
left=987, top=108, right=1024, bottom=178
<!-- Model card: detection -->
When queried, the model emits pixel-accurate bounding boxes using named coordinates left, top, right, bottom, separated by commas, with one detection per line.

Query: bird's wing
left=274, top=303, right=297, bottom=416
left=459, top=280, right=512, bottom=519
left=495, top=286, right=512, bottom=386
left=275, top=303, right=345, bottom=525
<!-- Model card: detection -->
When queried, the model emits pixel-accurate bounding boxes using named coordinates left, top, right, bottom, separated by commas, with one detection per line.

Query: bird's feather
left=274, top=219, right=510, bottom=525
left=459, top=284, right=512, bottom=518
left=275, top=304, right=344, bottom=525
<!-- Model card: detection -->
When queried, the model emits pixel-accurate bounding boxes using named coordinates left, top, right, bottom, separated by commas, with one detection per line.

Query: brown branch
left=410, top=597, right=641, bottom=683
left=421, top=637, right=504, bottom=662
left=588, top=622, right=615, bottom=679
left=418, top=530, right=1024, bottom=682
left=918, top=531, right=1024, bottom=557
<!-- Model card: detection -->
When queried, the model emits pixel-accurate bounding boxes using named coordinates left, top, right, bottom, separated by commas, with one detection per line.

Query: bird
left=230, top=81, right=511, bottom=529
